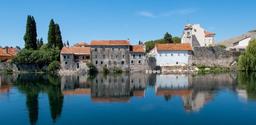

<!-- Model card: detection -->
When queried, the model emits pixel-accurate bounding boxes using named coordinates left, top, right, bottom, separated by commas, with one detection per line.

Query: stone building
left=181, top=24, right=215, bottom=47
left=129, top=45, right=146, bottom=71
left=91, top=40, right=145, bottom=72
left=60, top=42, right=91, bottom=71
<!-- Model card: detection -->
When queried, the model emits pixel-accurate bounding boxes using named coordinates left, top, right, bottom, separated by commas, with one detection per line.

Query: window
left=65, top=62, right=67, bottom=65
left=77, top=63, right=79, bottom=69
left=101, top=61, right=103, bottom=65
left=131, top=60, right=134, bottom=64
left=109, top=61, right=111, bottom=65
left=123, top=55, right=125, bottom=58
left=133, top=54, right=135, bottom=58
left=138, top=60, right=141, bottom=64
left=95, top=48, right=97, bottom=52
left=116, top=55, right=118, bottom=58
left=139, top=54, right=141, bottom=58
left=86, top=56, right=90, bottom=59
left=121, top=61, right=125, bottom=65
left=171, top=54, right=173, bottom=56
left=112, top=48, right=114, bottom=51
left=64, top=55, right=66, bottom=59
left=118, top=48, right=120, bottom=51
left=95, top=61, right=98, bottom=65
left=82, top=56, right=85, bottom=59
left=176, top=62, right=178, bottom=64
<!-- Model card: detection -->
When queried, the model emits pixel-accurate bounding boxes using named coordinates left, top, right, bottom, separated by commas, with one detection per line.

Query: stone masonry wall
left=190, top=46, right=240, bottom=68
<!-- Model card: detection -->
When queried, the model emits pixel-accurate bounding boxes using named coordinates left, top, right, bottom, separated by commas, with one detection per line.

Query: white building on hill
left=181, top=24, right=215, bottom=47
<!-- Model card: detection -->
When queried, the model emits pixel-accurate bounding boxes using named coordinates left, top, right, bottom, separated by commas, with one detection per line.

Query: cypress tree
left=37, top=38, right=43, bottom=49
left=24, top=15, right=37, bottom=49
left=55, top=24, right=63, bottom=49
left=164, top=32, right=173, bottom=43
left=48, top=19, right=56, bottom=48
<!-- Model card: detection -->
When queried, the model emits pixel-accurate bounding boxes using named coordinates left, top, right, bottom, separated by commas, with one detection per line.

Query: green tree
left=238, top=39, right=256, bottom=71
left=172, top=36, right=181, bottom=43
left=24, top=15, right=37, bottom=50
left=47, top=19, right=63, bottom=49
left=55, top=24, right=63, bottom=49
left=164, top=32, right=173, bottom=43
left=37, top=38, right=43, bottom=49
left=48, top=19, right=56, bottom=48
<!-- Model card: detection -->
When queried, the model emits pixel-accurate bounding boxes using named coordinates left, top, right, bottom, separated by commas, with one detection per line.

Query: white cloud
left=137, top=11, right=156, bottom=18
left=137, top=8, right=197, bottom=18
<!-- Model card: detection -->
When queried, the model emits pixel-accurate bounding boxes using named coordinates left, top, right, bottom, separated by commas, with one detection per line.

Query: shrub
left=113, top=67, right=122, bottom=74
left=103, top=66, right=109, bottom=74
left=47, top=61, right=60, bottom=73
left=87, top=63, right=98, bottom=75
left=238, top=39, right=256, bottom=72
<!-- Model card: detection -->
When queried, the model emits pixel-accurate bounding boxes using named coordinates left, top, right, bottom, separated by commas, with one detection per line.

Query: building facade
left=181, top=24, right=215, bottom=47
left=129, top=45, right=146, bottom=71
left=90, top=40, right=130, bottom=72
left=149, top=43, right=192, bottom=67
left=60, top=42, right=91, bottom=71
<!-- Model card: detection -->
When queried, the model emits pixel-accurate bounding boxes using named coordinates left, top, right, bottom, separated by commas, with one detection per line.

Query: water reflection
left=0, top=72, right=256, bottom=124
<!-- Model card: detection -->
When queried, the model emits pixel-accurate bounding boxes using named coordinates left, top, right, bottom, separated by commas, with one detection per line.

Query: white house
left=149, top=43, right=192, bottom=66
left=226, top=37, right=251, bottom=51
left=181, top=24, right=215, bottom=47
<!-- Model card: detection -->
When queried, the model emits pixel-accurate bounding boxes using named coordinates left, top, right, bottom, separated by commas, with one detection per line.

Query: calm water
left=0, top=73, right=256, bottom=125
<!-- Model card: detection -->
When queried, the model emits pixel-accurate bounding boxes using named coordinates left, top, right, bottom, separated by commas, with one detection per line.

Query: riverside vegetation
left=12, top=15, right=63, bottom=73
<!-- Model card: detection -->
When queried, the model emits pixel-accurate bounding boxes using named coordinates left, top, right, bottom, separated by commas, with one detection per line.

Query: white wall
left=182, top=24, right=215, bottom=47
left=155, top=50, right=190, bottom=66
left=156, top=74, right=189, bottom=89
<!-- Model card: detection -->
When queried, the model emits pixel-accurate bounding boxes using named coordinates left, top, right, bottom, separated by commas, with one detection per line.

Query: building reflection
left=1, top=72, right=256, bottom=125
left=155, top=74, right=236, bottom=112
left=61, top=73, right=148, bottom=102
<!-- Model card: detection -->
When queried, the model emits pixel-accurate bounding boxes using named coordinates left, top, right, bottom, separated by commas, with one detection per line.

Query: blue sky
left=0, top=0, right=255, bottom=47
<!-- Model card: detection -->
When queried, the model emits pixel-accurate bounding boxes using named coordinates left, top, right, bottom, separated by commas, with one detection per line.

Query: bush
left=87, top=63, right=98, bottom=75
left=113, top=67, right=122, bottom=74
left=47, top=61, right=60, bottom=72
left=238, top=39, right=256, bottom=72
left=103, top=66, right=109, bottom=74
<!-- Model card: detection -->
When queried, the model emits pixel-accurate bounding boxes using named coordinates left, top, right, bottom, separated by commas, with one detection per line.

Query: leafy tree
left=47, top=19, right=63, bottom=49
left=24, top=15, right=37, bottom=50
left=238, top=39, right=256, bottom=71
left=55, top=24, right=63, bottom=49
left=37, top=38, right=43, bottom=49
left=172, top=36, right=181, bottom=43
left=164, top=32, right=173, bottom=43
left=48, top=19, right=56, bottom=48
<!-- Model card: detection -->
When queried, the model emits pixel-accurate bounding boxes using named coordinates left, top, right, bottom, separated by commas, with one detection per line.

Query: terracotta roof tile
left=156, top=43, right=192, bottom=51
left=74, top=41, right=88, bottom=47
left=131, top=45, right=145, bottom=53
left=61, top=47, right=91, bottom=55
left=156, top=89, right=192, bottom=96
left=91, top=40, right=130, bottom=46
left=0, top=48, right=17, bottom=57
left=204, top=31, right=216, bottom=37
left=91, top=97, right=130, bottom=103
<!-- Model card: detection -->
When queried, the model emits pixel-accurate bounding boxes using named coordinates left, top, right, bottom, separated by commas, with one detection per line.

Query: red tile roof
left=156, top=89, right=192, bottom=96
left=204, top=31, right=216, bottom=37
left=61, top=47, right=91, bottom=55
left=74, top=41, right=88, bottom=47
left=91, top=97, right=130, bottom=103
left=131, top=45, right=145, bottom=53
left=63, top=88, right=91, bottom=95
left=156, top=43, right=192, bottom=51
left=90, top=40, right=130, bottom=46
left=0, top=48, right=17, bottom=57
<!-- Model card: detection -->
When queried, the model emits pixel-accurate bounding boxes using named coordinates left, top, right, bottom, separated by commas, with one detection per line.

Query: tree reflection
left=15, top=74, right=63, bottom=125
left=237, top=72, right=256, bottom=100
